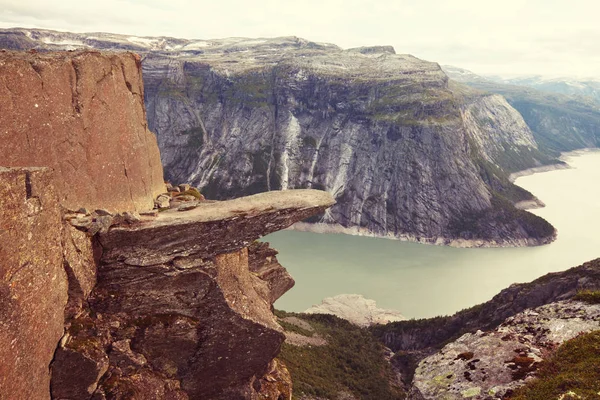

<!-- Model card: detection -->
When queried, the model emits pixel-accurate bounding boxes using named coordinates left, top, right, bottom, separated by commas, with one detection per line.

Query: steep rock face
left=0, top=50, right=165, bottom=212
left=0, top=167, right=68, bottom=400
left=410, top=301, right=600, bottom=399
left=0, top=28, right=557, bottom=245
left=50, top=190, right=335, bottom=399
left=143, top=50, right=497, bottom=242
left=444, top=65, right=600, bottom=155
left=460, top=93, right=547, bottom=171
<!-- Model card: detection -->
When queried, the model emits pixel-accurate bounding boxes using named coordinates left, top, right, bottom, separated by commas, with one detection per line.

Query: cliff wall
left=0, top=50, right=165, bottom=212
left=0, top=168, right=68, bottom=400
left=0, top=49, right=335, bottom=400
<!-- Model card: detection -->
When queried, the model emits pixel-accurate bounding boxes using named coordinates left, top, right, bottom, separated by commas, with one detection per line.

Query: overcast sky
left=1, top=0, right=598, bottom=77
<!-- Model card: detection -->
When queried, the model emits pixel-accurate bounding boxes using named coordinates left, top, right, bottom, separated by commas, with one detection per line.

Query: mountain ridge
left=0, top=27, right=562, bottom=247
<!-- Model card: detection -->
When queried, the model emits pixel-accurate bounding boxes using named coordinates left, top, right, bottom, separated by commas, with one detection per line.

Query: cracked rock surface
left=0, top=50, right=165, bottom=212
left=410, top=301, right=600, bottom=399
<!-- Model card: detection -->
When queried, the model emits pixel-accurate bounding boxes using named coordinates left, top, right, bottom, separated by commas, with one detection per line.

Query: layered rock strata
left=51, top=189, right=335, bottom=400
left=0, top=28, right=557, bottom=246
left=0, top=48, right=335, bottom=400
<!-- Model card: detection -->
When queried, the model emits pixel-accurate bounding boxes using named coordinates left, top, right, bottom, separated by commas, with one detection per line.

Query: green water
left=268, top=150, right=600, bottom=319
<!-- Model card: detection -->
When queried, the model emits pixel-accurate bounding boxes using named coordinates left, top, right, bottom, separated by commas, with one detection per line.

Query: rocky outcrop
left=370, top=258, right=600, bottom=395
left=410, top=301, right=600, bottom=399
left=305, top=294, right=406, bottom=327
left=0, top=48, right=336, bottom=400
left=0, top=167, right=68, bottom=400
left=0, top=50, right=165, bottom=212
left=373, top=258, right=600, bottom=353
left=50, top=189, right=334, bottom=399
left=0, top=28, right=557, bottom=246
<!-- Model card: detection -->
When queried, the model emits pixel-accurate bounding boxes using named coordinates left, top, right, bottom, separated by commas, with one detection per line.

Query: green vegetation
left=574, top=290, right=600, bottom=304
left=275, top=311, right=404, bottom=400
left=447, top=192, right=555, bottom=241
left=181, top=127, right=205, bottom=150
left=176, top=187, right=203, bottom=199
left=509, top=330, right=600, bottom=400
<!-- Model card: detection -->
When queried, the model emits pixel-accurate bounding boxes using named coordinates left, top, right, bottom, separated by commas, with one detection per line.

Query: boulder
left=410, top=301, right=600, bottom=399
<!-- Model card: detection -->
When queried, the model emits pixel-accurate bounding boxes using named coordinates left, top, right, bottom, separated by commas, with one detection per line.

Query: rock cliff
left=0, top=49, right=336, bottom=400
left=0, top=28, right=557, bottom=246
left=0, top=167, right=68, bottom=400
left=52, top=190, right=334, bottom=400
left=444, top=65, right=600, bottom=156
left=0, top=50, right=165, bottom=212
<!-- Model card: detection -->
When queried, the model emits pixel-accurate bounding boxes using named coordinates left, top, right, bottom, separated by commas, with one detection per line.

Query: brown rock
left=61, top=224, right=98, bottom=319
left=174, top=194, right=197, bottom=202
left=154, top=194, right=171, bottom=209
left=254, top=359, right=293, bottom=400
left=0, top=51, right=165, bottom=212
left=122, top=211, right=142, bottom=224
left=57, top=189, right=335, bottom=399
left=248, top=241, right=295, bottom=304
left=0, top=167, right=68, bottom=400
left=178, top=184, right=191, bottom=192
left=51, top=347, right=109, bottom=399
left=177, top=202, right=198, bottom=211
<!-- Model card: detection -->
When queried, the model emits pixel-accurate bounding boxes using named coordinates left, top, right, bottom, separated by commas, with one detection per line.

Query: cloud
left=1, top=0, right=599, bottom=77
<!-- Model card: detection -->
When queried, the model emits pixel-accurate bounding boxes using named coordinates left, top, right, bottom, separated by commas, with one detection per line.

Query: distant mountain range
left=443, top=65, right=600, bottom=155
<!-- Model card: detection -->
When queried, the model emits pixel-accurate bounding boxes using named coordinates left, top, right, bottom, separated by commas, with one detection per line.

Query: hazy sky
left=1, top=0, right=599, bottom=77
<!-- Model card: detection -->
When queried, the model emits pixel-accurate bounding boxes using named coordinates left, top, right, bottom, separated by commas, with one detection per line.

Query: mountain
left=443, top=65, right=600, bottom=155
left=488, top=74, right=600, bottom=105
left=0, top=28, right=559, bottom=246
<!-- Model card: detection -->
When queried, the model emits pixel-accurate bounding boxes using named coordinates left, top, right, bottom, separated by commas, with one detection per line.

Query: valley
left=270, top=150, right=600, bottom=318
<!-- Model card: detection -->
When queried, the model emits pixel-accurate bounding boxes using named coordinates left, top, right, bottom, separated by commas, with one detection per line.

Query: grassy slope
left=275, top=311, right=404, bottom=400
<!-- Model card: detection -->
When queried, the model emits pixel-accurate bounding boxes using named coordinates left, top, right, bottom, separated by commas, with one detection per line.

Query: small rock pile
left=154, top=182, right=207, bottom=212
left=64, top=208, right=148, bottom=235
left=65, top=184, right=207, bottom=235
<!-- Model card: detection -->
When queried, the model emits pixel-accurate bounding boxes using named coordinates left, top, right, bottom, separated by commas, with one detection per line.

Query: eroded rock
left=410, top=301, right=600, bottom=399
left=49, top=189, right=334, bottom=399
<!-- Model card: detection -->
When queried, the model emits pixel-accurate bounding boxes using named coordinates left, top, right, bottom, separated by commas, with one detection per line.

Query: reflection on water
left=268, top=150, right=600, bottom=318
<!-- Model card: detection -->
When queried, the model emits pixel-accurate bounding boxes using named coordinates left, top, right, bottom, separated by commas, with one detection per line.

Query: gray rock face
left=410, top=301, right=600, bottom=399
left=443, top=65, right=600, bottom=155
left=0, top=28, right=558, bottom=245
left=305, top=294, right=406, bottom=327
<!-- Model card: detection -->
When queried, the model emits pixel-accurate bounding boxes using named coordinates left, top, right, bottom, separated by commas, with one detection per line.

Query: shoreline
left=285, top=148, right=596, bottom=249
left=287, top=222, right=556, bottom=249
left=509, top=147, right=600, bottom=182
left=508, top=162, right=570, bottom=182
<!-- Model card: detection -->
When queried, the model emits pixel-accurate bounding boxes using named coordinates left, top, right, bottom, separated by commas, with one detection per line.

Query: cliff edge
left=0, top=49, right=336, bottom=400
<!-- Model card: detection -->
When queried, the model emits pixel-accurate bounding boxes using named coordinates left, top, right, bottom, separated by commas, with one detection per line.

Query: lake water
left=268, top=150, right=600, bottom=319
